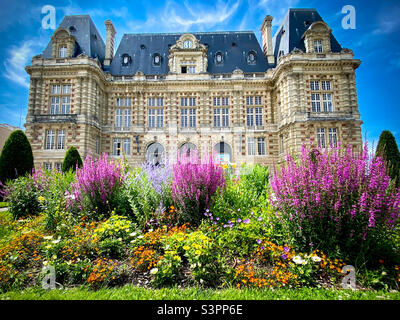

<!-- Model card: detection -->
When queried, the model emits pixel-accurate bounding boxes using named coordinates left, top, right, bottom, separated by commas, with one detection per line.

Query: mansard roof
left=42, top=15, right=106, bottom=62
left=108, top=31, right=271, bottom=76
left=273, top=8, right=342, bottom=58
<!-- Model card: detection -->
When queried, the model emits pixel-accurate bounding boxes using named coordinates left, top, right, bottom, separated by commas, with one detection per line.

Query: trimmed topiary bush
left=375, top=130, right=400, bottom=187
left=0, top=130, right=34, bottom=184
left=62, top=146, right=83, bottom=172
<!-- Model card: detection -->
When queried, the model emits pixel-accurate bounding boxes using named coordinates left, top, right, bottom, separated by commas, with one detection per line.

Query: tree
left=62, top=146, right=83, bottom=172
left=375, top=130, right=400, bottom=187
left=0, top=130, right=34, bottom=184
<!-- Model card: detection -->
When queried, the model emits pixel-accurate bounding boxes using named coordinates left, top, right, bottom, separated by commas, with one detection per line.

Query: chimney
left=260, top=15, right=275, bottom=64
left=104, top=19, right=116, bottom=66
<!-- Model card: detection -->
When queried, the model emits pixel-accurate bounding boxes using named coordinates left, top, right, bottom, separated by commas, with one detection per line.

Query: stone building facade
left=24, top=8, right=362, bottom=169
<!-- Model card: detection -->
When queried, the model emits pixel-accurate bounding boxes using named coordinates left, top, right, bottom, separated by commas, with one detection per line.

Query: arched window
left=215, top=52, right=224, bottom=64
left=214, top=142, right=232, bottom=163
left=146, top=143, right=164, bottom=166
left=246, top=51, right=257, bottom=64
left=59, top=46, right=67, bottom=58
left=153, top=53, right=161, bottom=66
left=179, top=142, right=197, bottom=156
left=121, top=54, right=131, bottom=66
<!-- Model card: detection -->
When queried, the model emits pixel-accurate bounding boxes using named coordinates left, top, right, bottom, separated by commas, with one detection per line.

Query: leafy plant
left=375, top=130, right=400, bottom=187
left=62, top=146, right=83, bottom=173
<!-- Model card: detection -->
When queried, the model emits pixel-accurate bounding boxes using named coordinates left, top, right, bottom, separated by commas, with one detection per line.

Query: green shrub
left=375, top=130, right=400, bottom=187
left=62, top=146, right=83, bottom=173
left=0, top=130, right=33, bottom=184
left=6, top=176, right=43, bottom=219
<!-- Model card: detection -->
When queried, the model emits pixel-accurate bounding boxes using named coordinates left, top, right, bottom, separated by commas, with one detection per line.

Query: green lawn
left=1, top=285, right=399, bottom=300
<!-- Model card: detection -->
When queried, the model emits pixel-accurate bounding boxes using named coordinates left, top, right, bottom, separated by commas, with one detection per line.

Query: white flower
left=129, top=232, right=137, bottom=237
left=43, top=236, right=53, bottom=240
left=52, top=240, right=60, bottom=244
left=311, top=256, right=321, bottom=263
left=137, top=235, right=144, bottom=239
left=292, top=256, right=304, bottom=265
left=150, top=268, right=158, bottom=275
left=301, top=259, right=308, bottom=265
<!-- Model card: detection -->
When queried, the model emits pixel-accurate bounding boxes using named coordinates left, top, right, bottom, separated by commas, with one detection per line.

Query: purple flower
left=261, top=246, right=265, bottom=250
left=243, top=219, right=250, bottom=224
left=281, top=254, right=287, bottom=260
left=258, top=217, right=263, bottom=221
left=283, top=246, right=289, bottom=253
left=256, top=239, right=261, bottom=245
left=237, top=218, right=242, bottom=223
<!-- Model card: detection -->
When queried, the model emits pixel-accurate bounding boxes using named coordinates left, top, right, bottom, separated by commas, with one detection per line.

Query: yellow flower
left=195, top=250, right=201, bottom=255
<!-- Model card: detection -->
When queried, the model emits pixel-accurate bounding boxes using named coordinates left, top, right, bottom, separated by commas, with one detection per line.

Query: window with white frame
left=117, top=98, right=131, bottom=107
left=115, top=109, right=123, bottom=127
left=181, top=97, right=196, bottom=107
left=314, top=40, right=323, bottom=53
left=213, top=97, right=229, bottom=106
left=257, top=137, right=266, bottom=155
left=123, top=138, right=130, bottom=155
left=124, top=109, right=131, bottom=127
left=44, top=163, right=52, bottom=171
left=57, top=130, right=65, bottom=149
left=181, top=108, right=196, bottom=128
left=328, top=128, right=338, bottom=147
left=148, top=108, right=163, bottom=128
left=50, top=84, right=71, bottom=114
left=189, top=108, right=196, bottom=127
left=55, top=163, right=62, bottom=172
left=310, top=80, right=333, bottom=112
left=213, top=107, right=229, bottom=127
left=188, top=66, right=196, bottom=74
left=113, top=138, right=121, bottom=156
left=59, top=46, right=67, bottom=58
left=247, top=137, right=255, bottom=156
left=45, top=130, right=55, bottom=149
left=255, top=107, right=263, bottom=126
left=246, top=108, right=254, bottom=126
left=317, top=128, right=326, bottom=149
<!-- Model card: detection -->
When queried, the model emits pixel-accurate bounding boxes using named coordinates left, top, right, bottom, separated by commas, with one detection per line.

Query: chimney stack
left=104, top=19, right=116, bottom=66
left=260, top=15, right=275, bottom=64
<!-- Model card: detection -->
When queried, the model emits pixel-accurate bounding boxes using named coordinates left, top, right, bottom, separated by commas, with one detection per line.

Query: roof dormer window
left=121, top=54, right=131, bottom=66
left=215, top=52, right=224, bottom=64
left=59, top=46, right=67, bottom=58
left=314, top=40, right=323, bottom=53
left=247, top=51, right=256, bottom=64
left=153, top=53, right=161, bottom=66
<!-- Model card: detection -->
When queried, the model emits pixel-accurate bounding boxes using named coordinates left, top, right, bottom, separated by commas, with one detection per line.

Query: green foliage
left=62, top=146, right=83, bottom=173
left=0, top=130, right=33, bottom=184
left=375, top=130, right=400, bottom=187
left=6, top=176, right=43, bottom=219
left=123, top=169, right=161, bottom=227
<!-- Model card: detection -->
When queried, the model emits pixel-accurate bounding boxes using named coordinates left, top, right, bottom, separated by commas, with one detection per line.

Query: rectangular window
left=317, top=128, right=326, bottom=149
left=157, top=97, right=163, bottom=107
left=57, top=130, right=65, bottom=150
left=314, top=40, right=323, bottom=53
left=322, top=93, right=333, bottom=112
left=181, top=108, right=188, bottom=127
left=189, top=108, right=196, bottom=127
left=123, top=138, right=130, bottom=155
left=115, top=109, right=123, bottom=127
left=213, top=97, right=220, bottom=106
left=116, top=98, right=123, bottom=107
left=62, top=85, right=71, bottom=94
left=59, top=46, right=67, bottom=58
left=213, top=108, right=220, bottom=127
left=247, top=108, right=254, bottom=126
left=248, top=137, right=255, bottom=156
left=257, top=138, right=266, bottom=155
left=148, top=98, right=155, bottom=107
left=222, top=108, right=229, bottom=127
left=280, top=135, right=284, bottom=154
left=311, top=94, right=321, bottom=112
left=45, top=130, right=55, bottom=150
left=156, top=109, right=164, bottom=128
left=329, top=128, right=338, bottom=147
left=44, top=163, right=52, bottom=171
left=148, top=109, right=156, bottom=128
left=321, top=81, right=331, bottom=91
left=61, top=96, right=70, bottom=114
left=113, top=138, right=121, bottom=156
left=254, top=96, right=262, bottom=105
left=188, top=66, right=196, bottom=74
left=222, top=97, right=229, bottom=106
left=50, top=97, right=60, bottom=114
left=310, top=81, right=319, bottom=91
left=52, top=85, right=61, bottom=94
left=246, top=96, right=253, bottom=105
left=124, top=109, right=131, bottom=127
left=255, top=107, right=263, bottom=126
left=125, top=98, right=131, bottom=107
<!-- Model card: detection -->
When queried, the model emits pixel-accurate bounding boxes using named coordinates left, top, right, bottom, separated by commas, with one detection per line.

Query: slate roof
left=108, top=31, right=271, bottom=75
left=42, top=15, right=106, bottom=63
left=273, top=8, right=342, bottom=58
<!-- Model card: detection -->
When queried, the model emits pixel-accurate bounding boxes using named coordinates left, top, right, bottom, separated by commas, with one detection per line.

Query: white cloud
left=3, top=40, right=37, bottom=88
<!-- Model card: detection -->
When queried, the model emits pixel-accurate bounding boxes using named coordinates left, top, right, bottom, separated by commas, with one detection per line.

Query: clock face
left=183, top=40, right=193, bottom=48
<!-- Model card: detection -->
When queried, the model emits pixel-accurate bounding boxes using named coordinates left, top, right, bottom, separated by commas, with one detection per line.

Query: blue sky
left=0, top=0, right=399, bottom=149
